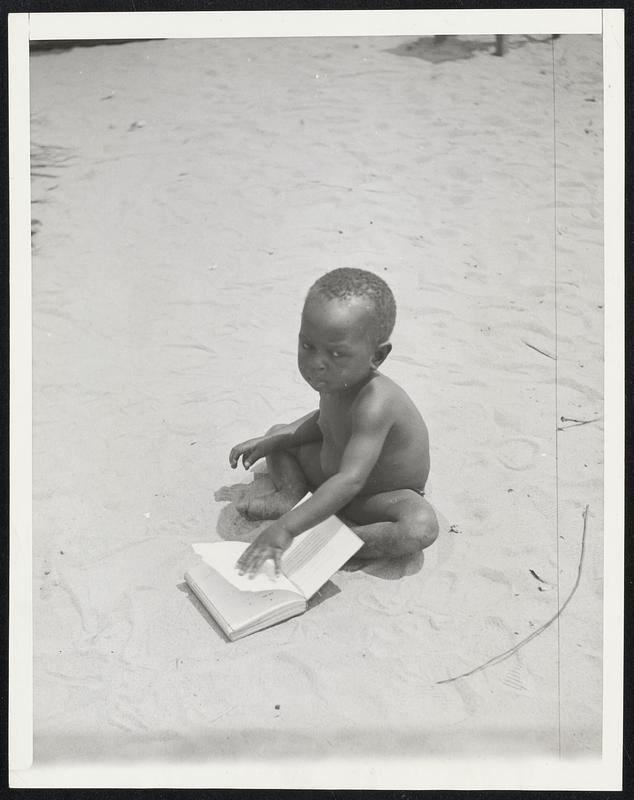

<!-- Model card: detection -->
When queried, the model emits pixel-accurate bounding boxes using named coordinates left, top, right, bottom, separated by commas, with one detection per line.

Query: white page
left=192, top=541, right=298, bottom=595
left=282, top=512, right=363, bottom=599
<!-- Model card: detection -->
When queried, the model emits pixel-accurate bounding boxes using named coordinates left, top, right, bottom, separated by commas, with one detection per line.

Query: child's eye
left=331, top=351, right=341, bottom=358
left=301, top=342, right=311, bottom=350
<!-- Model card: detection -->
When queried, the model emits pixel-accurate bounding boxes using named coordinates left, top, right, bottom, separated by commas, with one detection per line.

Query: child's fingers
left=242, top=448, right=262, bottom=470
left=229, top=439, right=267, bottom=470
left=247, top=552, right=267, bottom=578
left=229, top=445, right=243, bottom=468
left=236, top=543, right=255, bottom=573
left=230, top=443, right=252, bottom=469
left=236, top=544, right=261, bottom=575
left=236, top=546, right=278, bottom=578
left=242, top=548, right=267, bottom=578
left=236, top=540, right=252, bottom=567
left=236, top=557, right=250, bottom=575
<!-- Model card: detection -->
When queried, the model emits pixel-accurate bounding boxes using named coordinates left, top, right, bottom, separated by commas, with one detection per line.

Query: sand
left=28, top=33, right=604, bottom=775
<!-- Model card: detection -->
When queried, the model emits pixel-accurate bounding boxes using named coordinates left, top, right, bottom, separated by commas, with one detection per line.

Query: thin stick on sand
left=557, top=416, right=601, bottom=431
left=522, top=339, right=557, bottom=360
left=437, top=505, right=589, bottom=685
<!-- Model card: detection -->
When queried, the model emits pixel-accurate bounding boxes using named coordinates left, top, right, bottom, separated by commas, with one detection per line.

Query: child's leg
left=341, top=489, right=439, bottom=559
left=237, top=425, right=324, bottom=519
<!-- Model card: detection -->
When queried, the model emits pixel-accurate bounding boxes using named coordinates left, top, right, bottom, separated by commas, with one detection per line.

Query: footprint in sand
left=497, top=437, right=541, bottom=471
left=500, top=663, right=528, bottom=692
left=478, top=566, right=514, bottom=588
left=274, top=651, right=325, bottom=700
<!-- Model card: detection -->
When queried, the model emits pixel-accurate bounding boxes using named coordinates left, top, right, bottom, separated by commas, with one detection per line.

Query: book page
left=185, top=561, right=306, bottom=639
left=192, top=541, right=298, bottom=595
left=282, top=513, right=363, bottom=599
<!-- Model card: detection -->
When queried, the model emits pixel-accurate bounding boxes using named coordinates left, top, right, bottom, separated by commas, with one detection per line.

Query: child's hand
left=229, top=436, right=270, bottom=470
left=236, top=521, right=293, bottom=577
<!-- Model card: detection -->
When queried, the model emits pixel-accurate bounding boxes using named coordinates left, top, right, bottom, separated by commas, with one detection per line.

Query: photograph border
left=9, top=7, right=624, bottom=790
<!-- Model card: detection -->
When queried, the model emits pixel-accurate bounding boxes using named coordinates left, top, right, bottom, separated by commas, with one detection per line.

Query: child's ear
left=372, top=342, right=392, bottom=369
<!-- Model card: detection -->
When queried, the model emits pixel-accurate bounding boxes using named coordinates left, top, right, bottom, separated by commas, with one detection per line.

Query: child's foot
left=214, top=485, right=246, bottom=503
left=237, top=489, right=302, bottom=520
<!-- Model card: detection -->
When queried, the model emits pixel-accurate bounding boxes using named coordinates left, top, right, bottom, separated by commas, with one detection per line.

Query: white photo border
left=9, top=7, right=623, bottom=790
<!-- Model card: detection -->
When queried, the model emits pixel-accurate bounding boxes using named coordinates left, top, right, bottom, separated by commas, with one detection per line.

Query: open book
left=184, top=497, right=363, bottom=641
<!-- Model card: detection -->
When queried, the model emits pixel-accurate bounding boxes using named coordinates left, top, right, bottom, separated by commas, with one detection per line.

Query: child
left=229, top=267, right=438, bottom=576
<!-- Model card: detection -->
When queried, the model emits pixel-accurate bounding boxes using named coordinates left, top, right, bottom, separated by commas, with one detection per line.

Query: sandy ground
left=29, top=33, right=603, bottom=768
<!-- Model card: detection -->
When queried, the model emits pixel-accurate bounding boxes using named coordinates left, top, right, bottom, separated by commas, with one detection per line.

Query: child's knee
left=401, top=501, right=439, bottom=551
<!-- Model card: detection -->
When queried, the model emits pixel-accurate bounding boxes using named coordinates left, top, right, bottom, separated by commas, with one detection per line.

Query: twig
left=557, top=417, right=601, bottom=431
left=529, top=569, right=547, bottom=584
left=437, top=505, right=589, bottom=685
left=209, top=705, right=237, bottom=725
left=522, top=340, right=556, bottom=360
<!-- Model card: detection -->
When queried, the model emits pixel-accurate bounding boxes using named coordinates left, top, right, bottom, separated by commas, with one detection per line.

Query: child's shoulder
left=356, top=372, right=407, bottom=407
left=353, top=373, right=424, bottom=431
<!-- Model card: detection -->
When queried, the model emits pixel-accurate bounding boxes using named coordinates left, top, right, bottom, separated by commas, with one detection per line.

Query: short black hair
left=306, top=268, right=396, bottom=343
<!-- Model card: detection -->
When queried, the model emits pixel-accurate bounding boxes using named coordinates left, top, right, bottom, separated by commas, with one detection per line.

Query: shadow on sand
left=30, top=39, right=162, bottom=55
left=386, top=34, right=557, bottom=64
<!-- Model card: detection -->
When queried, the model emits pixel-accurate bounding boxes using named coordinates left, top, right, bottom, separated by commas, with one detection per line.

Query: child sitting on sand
left=229, top=267, right=438, bottom=576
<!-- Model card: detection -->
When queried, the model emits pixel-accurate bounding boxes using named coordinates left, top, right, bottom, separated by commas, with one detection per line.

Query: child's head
left=306, top=268, right=396, bottom=345
left=298, top=268, right=396, bottom=394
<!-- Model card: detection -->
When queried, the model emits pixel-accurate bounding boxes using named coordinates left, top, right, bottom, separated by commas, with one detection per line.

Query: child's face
left=298, top=295, right=380, bottom=394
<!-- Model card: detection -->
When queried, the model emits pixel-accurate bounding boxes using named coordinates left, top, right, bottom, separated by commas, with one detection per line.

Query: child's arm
left=283, top=410, right=323, bottom=445
left=283, top=405, right=390, bottom=530
left=229, top=410, right=321, bottom=470
left=237, top=391, right=392, bottom=576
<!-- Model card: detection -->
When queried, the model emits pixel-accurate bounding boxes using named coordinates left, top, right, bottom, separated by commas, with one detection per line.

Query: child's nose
left=311, top=355, right=327, bottom=372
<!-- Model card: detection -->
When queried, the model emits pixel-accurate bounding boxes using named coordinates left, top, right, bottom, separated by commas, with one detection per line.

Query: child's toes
left=214, top=486, right=233, bottom=501
left=214, top=484, right=248, bottom=504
